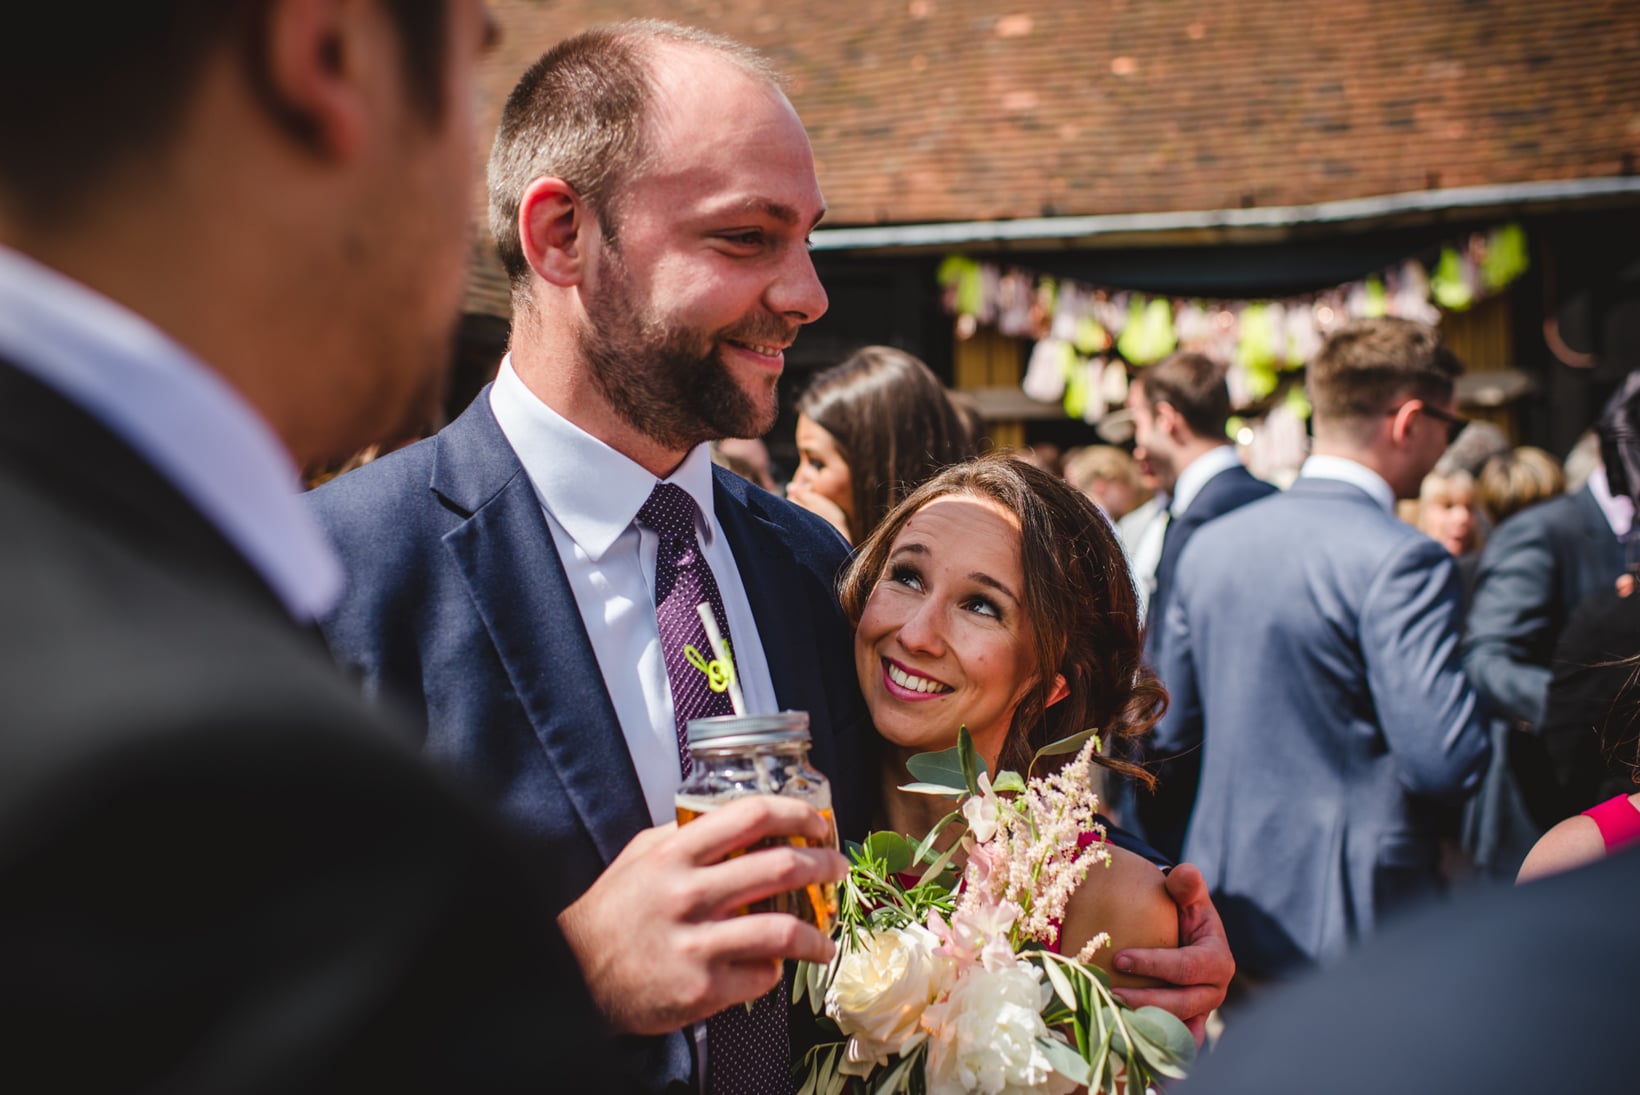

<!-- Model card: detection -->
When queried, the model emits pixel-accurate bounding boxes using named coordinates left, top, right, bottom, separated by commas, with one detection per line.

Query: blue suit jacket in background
left=307, top=391, right=876, bottom=1093
left=1153, top=477, right=1490, bottom=977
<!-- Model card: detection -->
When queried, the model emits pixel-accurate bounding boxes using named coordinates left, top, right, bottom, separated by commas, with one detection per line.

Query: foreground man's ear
left=260, top=0, right=380, bottom=159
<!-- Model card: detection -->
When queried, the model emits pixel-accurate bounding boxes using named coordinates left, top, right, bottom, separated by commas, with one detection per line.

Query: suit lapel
left=713, top=471, right=846, bottom=776
left=715, top=473, right=827, bottom=715
left=431, top=396, right=651, bottom=863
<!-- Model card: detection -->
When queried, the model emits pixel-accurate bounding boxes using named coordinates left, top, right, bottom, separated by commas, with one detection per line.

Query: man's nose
left=768, top=247, right=828, bottom=325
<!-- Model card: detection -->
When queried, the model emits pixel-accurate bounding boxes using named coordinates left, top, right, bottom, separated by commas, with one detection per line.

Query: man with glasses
left=1149, top=317, right=1491, bottom=994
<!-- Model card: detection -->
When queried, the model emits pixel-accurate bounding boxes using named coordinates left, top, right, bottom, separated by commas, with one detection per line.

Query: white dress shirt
left=1170, top=444, right=1244, bottom=519
left=489, top=356, right=779, bottom=826
left=0, top=245, right=341, bottom=622
left=1119, top=493, right=1170, bottom=624
left=1300, top=453, right=1397, bottom=514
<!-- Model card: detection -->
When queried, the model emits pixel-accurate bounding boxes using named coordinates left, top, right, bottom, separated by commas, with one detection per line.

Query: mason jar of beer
left=674, top=711, right=839, bottom=934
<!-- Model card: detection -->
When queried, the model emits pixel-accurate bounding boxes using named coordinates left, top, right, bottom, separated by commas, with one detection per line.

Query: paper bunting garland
left=936, top=222, right=1531, bottom=428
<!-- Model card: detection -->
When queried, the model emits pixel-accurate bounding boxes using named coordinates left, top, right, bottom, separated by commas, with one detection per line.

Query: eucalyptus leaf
left=910, top=809, right=963, bottom=866
left=896, top=781, right=968, bottom=797
left=990, top=770, right=1027, bottom=793
left=795, top=1057, right=819, bottom=1095
left=862, top=831, right=914, bottom=874
left=822, top=1046, right=844, bottom=1095
left=877, top=1050, right=918, bottom=1094
left=1041, top=954, right=1078, bottom=1012
left=1127, top=1006, right=1197, bottom=1077
left=958, top=725, right=982, bottom=793
left=904, top=745, right=969, bottom=792
left=1028, top=726, right=1102, bottom=778
left=911, top=832, right=964, bottom=890
left=1036, top=1035, right=1094, bottom=1086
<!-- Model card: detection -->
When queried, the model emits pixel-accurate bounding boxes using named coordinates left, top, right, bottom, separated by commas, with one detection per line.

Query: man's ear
left=1155, top=400, right=1186, bottom=440
left=1044, top=674, right=1071, bottom=709
left=519, top=177, right=593, bottom=287
left=1388, top=399, right=1421, bottom=445
left=260, top=0, right=375, bottom=159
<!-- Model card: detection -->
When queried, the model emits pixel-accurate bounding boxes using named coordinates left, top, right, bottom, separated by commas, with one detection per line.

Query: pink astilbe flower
left=955, top=738, right=1110, bottom=948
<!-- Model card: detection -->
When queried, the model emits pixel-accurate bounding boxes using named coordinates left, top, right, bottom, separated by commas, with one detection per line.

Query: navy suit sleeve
left=1463, top=510, right=1557, bottom=725
left=1150, top=580, right=1203, bottom=757
left=1364, top=539, right=1490, bottom=796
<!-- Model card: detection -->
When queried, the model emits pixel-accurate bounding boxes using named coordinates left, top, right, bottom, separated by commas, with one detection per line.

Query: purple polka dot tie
left=635, top=482, right=790, bottom=1095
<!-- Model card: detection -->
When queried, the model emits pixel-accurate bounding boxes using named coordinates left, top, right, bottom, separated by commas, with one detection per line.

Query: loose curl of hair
left=839, top=453, right=1164, bottom=787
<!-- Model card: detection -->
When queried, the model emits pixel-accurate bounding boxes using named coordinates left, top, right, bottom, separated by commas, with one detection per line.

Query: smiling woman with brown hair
left=832, top=454, right=1243, bottom=1016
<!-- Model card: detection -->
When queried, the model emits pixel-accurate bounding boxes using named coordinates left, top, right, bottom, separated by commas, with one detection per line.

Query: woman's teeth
left=887, top=662, right=950, bottom=694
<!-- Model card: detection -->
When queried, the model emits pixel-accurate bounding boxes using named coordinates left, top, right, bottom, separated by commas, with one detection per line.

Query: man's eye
left=723, top=231, right=764, bottom=247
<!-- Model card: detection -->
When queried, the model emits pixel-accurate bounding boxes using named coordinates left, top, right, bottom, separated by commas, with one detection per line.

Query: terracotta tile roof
left=479, top=0, right=1640, bottom=230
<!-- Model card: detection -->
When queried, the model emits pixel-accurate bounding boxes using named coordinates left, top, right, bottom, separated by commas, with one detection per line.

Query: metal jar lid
left=684, top=711, right=811, bottom=751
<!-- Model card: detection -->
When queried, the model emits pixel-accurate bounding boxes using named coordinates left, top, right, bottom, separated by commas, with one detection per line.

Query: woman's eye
left=887, top=563, right=923, bottom=591
left=964, top=596, right=1001, bottom=620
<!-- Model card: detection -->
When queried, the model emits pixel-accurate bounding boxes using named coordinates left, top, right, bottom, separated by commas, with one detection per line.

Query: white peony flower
left=825, top=924, right=952, bottom=1074
left=921, top=963, right=1076, bottom=1095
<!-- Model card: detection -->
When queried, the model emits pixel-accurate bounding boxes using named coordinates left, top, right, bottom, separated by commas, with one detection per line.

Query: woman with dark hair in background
left=787, top=346, right=979, bottom=544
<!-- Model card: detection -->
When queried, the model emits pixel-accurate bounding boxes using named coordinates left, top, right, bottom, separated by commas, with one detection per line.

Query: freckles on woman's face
left=852, top=493, right=1042, bottom=769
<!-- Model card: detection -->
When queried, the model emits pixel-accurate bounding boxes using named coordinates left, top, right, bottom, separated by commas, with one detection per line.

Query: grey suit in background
left=1153, top=476, right=1490, bottom=977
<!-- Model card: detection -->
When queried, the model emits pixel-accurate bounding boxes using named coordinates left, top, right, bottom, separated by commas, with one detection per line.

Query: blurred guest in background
left=1464, top=379, right=1633, bottom=834
left=788, top=345, right=978, bottom=544
left=710, top=436, right=779, bottom=493
left=1416, top=467, right=1482, bottom=560
left=1475, top=445, right=1565, bottom=526
left=1063, top=443, right=1152, bottom=523
left=1152, top=318, right=1488, bottom=987
left=1124, top=350, right=1275, bottom=861
left=1437, top=419, right=1511, bottom=478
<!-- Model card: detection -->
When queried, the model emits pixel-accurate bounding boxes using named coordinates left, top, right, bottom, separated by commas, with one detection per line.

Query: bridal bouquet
left=795, top=729, right=1195, bottom=1095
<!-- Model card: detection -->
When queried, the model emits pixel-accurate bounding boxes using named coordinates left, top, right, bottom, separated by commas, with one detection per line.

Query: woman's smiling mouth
left=883, top=657, right=954, bottom=697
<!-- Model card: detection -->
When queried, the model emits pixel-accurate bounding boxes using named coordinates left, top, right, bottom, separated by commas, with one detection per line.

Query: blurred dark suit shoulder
left=1186, top=848, right=1640, bottom=1094
left=0, top=361, right=615, bottom=1094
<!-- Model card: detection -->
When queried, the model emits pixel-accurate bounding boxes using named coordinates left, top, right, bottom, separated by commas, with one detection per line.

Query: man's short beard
left=579, top=245, right=787, bottom=452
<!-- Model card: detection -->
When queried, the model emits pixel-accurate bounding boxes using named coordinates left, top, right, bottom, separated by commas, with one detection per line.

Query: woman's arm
left=1057, top=842, right=1179, bottom=989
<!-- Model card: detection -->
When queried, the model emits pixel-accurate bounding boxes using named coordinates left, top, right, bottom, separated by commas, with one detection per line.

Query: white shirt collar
left=1586, top=463, right=1634, bottom=538
left=0, top=245, right=341, bottom=621
left=1299, top=453, right=1397, bottom=514
left=488, top=354, right=718, bottom=555
left=1170, top=445, right=1243, bottom=517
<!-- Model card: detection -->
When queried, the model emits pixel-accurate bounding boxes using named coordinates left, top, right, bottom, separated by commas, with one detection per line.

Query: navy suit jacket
left=1153, top=477, right=1489, bottom=977
left=308, top=390, right=876, bottom=1092
left=1136, top=460, right=1276, bottom=859
left=1463, top=485, right=1624, bottom=728
left=1144, top=460, right=1277, bottom=668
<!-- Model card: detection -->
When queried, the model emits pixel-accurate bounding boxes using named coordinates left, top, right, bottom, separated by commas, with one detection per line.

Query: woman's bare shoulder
left=1517, top=813, right=1606, bottom=884
left=1057, top=841, right=1179, bottom=989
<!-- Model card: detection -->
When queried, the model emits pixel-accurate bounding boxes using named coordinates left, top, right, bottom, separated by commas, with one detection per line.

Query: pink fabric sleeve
left=1581, top=794, right=1640, bottom=853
